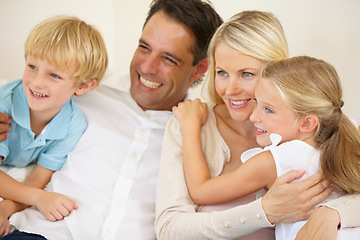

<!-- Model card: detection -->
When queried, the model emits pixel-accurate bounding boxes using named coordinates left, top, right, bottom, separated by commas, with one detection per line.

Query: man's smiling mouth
left=140, top=76, right=162, bottom=89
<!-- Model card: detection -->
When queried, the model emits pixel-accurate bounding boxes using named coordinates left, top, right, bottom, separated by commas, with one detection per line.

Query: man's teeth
left=140, top=76, right=162, bottom=89
left=230, top=99, right=248, bottom=105
left=257, top=128, right=267, bottom=133
left=31, top=90, right=46, bottom=97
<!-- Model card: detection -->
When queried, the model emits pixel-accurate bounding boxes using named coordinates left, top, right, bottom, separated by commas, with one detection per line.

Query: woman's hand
left=262, top=170, right=331, bottom=224
left=295, top=206, right=339, bottom=240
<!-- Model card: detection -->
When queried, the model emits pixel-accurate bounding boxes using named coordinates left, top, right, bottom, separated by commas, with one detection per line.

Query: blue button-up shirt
left=0, top=79, right=87, bottom=171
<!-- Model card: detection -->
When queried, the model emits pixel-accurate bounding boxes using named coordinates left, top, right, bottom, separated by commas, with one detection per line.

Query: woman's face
left=214, top=43, right=266, bottom=122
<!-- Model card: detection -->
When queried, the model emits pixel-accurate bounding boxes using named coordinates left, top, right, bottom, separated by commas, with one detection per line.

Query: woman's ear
left=300, top=115, right=319, bottom=133
left=75, top=79, right=97, bottom=96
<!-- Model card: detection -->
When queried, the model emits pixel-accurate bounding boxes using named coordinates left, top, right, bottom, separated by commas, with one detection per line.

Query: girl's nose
left=250, top=100, right=260, bottom=123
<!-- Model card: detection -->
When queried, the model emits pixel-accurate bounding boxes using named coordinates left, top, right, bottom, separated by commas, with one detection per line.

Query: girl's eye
left=265, top=107, right=273, bottom=113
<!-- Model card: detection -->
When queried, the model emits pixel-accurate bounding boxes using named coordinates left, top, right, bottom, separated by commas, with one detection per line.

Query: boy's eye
left=50, top=74, right=61, bottom=79
left=28, top=65, right=37, bottom=70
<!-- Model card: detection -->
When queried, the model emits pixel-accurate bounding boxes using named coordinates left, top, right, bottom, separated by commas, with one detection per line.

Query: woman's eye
left=217, top=70, right=228, bottom=77
left=243, top=72, right=253, bottom=78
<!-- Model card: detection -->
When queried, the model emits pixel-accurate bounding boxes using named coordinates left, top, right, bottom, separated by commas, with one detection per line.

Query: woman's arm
left=295, top=206, right=339, bottom=240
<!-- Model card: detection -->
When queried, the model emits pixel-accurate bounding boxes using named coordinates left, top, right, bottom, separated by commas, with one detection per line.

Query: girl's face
left=250, top=80, right=302, bottom=147
left=214, top=43, right=265, bottom=122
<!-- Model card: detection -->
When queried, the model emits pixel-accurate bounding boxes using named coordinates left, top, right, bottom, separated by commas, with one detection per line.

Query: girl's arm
left=187, top=150, right=277, bottom=205
left=173, top=99, right=277, bottom=205
left=0, top=164, right=77, bottom=221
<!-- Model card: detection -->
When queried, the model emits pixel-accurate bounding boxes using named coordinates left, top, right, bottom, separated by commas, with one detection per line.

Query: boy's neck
left=29, top=110, right=56, bottom=138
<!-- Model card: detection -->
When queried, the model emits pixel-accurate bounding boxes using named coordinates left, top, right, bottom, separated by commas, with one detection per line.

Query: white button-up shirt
left=10, top=73, right=172, bottom=239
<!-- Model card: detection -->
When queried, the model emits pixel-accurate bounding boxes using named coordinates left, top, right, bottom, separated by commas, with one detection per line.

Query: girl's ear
left=75, top=79, right=97, bottom=96
left=300, top=115, right=319, bottom=133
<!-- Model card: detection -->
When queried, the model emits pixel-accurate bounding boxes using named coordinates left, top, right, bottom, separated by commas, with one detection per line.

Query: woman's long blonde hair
left=263, top=56, right=360, bottom=193
left=205, top=10, right=289, bottom=103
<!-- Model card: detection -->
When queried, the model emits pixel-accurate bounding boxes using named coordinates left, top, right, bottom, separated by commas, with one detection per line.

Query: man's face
left=130, top=10, right=200, bottom=111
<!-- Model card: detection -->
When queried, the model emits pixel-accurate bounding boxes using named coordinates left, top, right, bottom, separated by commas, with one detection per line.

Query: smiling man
left=0, top=0, right=223, bottom=239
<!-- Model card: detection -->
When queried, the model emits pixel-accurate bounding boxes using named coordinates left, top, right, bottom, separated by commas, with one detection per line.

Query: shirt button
left=354, top=196, right=360, bottom=200
left=343, top=201, right=349, bottom=205
left=256, top=214, right=262, bottom=219
left=131, top=152, right=137, bottom=159
left=224, top=223, right=230, bottom=228
left=240, top=217, right=246, bottom=224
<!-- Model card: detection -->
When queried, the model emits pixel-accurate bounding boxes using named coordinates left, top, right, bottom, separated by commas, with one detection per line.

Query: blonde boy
left=0, top=15, right=108, bottom=231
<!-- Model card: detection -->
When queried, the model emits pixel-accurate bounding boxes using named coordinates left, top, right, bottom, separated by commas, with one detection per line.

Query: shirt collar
left=12, top=84, right=73, bottom=140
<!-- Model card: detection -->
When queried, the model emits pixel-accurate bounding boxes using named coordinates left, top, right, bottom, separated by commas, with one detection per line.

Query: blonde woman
left=156, top=11, right=360, bottom=240
left=175, top=56, right=360, bottom=239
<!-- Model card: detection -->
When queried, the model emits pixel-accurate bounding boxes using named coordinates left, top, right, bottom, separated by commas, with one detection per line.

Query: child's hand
left=0, top=204, right=10, bottom=237
left=35, top=191, right=78, bottom=222
left=173, top=99, right=208, bottom=126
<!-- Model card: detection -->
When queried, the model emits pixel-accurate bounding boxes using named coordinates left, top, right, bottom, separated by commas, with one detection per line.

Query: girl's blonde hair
left=206, top=10, right=289, bottom=103
left=24, top=15, right=108, bottom=87
left=262, top=56, right=360, bottom=193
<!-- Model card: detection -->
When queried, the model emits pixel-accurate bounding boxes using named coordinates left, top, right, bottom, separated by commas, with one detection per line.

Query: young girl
left=174, top=56, right=360, bottom=239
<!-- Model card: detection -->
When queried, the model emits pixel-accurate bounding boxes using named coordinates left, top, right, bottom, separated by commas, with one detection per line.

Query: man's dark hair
left=144, top=0, right=223, bottom=66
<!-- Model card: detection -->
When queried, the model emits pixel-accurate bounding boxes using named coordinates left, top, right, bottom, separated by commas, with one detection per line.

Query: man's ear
left=75, top=79, right=97, bottom=96
left=300, top=115, right=319, bottom=133
left=189, top=57, right=209, bottom=85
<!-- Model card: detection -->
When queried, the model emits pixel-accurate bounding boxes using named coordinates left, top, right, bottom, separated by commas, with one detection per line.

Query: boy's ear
left=75, top=79, right=97, bottom=96
left=300, top=115, right=319, bottom=133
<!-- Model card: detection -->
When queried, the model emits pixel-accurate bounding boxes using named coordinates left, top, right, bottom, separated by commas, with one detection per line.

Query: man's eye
left=164, top=57, right=178, bottom=65
left=139, top=44, right=149, bottom=51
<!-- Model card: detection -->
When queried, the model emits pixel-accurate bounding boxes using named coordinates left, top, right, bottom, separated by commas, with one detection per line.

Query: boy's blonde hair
left=24, top=15, right=108, bottom=87
left=262, top=56, right=360, bottom=194
left=205, top=10, right=289, bottom=103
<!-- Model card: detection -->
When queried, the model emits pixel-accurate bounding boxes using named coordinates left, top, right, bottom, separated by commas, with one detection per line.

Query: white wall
left=1, top=0, right=359, bottom=123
